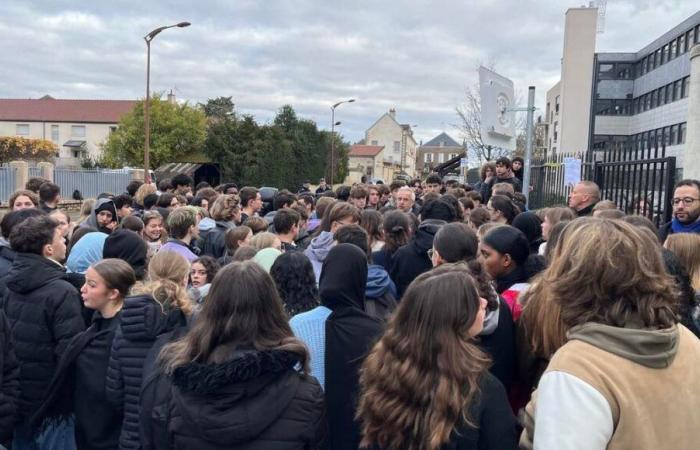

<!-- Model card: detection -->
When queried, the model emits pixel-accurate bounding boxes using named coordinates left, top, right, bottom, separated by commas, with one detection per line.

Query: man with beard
left=659, top=179, right=700, bottom=242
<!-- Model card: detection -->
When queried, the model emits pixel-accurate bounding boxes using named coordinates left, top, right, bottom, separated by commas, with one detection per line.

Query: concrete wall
left=594, top=98, right=689, bottom=136
left=545, top=81, right=561, bottom=153
left=365, top=113, right=417, bottom=176
left=0, top=120, right=117, bottom=167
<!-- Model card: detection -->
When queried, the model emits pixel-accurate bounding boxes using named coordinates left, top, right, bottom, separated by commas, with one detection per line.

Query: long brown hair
left=357, top=265, right=490, bottom=450
left=133, top=250, right=193, bottom=316
left=665, top=233, right=700, bottom=291
left=159, top=261, right=308, bottom=373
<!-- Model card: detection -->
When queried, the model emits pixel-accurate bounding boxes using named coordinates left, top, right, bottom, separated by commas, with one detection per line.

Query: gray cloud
left=1, top=1, right=697, bottom=144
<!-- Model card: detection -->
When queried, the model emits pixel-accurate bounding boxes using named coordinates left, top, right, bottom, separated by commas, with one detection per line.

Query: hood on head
left=6, top=253, right=65, bottom=294
left=66, top=232, right=107, bottom=274
left=170, top=349, right=302, bottom=444
left=413, top=219, right=445, bottom=252
left=305, top=231, right=335, bottom=262
left=366, top=264, right=396, bottom=298
left=198, top=217, right=216, bottom=231
left=86, top=198, right=118, bottom=231
left=568, top=322, right=680, bottom=369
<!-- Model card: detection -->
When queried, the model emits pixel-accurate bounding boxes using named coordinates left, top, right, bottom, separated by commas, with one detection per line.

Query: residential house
left=364, top=108, right=417, bottom=178
left=0, top=95, right=136, bottom=168
left=416, top=132, right=464, bottom=175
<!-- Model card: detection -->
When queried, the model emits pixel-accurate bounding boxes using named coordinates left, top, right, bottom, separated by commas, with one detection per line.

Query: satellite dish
left=479, top=66, right=516, bottom=150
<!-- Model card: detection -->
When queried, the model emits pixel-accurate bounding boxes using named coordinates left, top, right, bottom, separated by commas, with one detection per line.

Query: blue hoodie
left=366, top=264, right=397, bottom=299
left=304, top=231, right=335, bottom=283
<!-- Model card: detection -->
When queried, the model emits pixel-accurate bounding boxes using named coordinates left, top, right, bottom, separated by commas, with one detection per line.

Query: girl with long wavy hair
left=140, top=261, right=325, bottom=449
left=357, top=265, right=518, bottom=450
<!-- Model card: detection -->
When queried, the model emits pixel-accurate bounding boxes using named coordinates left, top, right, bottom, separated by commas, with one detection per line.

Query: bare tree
left=454, top=81, right=526, bottom=165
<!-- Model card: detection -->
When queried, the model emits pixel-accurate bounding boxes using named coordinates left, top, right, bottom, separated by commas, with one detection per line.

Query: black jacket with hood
left=0, top=253, right=85, bottom=423
left=0, top=310, right=20, bottom=446
left=390, top=219, right=445, bottom=298
left=106, top=295, right=188, bottom=450
left=198, top=221, right=234, bottom=259
left=140, top=349, right=327, bottom=450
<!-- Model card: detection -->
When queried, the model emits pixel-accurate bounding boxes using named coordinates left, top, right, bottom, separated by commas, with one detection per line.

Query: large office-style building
left=545, top=7, right=699, bottom=168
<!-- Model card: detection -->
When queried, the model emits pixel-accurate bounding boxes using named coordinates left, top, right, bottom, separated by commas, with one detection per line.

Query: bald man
left=568, top=181, right=600, bottom=216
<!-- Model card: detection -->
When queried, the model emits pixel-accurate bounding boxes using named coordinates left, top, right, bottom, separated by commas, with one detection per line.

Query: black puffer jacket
left=389, top=219, right=445, bottom=298
left=198, top=221, right=233, bottom=259
left=106, top=295, right=188, bottom=450
left=0, top=310, right=20, bottom=446
left=0, top=245, right=15, bottom=279
left=140, top=349, right=327, bottom=450
left=0, top=253, right=84, bottom=423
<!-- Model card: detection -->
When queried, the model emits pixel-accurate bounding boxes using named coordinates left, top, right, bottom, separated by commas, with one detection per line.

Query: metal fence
left=54, top=169, right=132, bottom=199
left=0, top=166, right=17, bottom=204
left=529, top=142, right=676, bottom=227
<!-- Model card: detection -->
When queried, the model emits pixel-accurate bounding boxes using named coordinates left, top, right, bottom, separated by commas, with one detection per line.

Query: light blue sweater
left=290, top=305, right=332, bottom=389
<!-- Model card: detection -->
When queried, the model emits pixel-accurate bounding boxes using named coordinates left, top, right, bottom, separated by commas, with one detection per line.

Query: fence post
left=593, top=161, right=603, bottom=187
left=663, top=157, right=677, bottom=224
left=9, top=161, right=28, bottom=192
left=37, top=162, right=54, bottom=182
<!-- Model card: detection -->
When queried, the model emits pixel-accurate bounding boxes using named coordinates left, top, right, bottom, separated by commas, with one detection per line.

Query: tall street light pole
left=143, top=21, right=190, bottom=182
left=329, top=98, right=355, bottom=186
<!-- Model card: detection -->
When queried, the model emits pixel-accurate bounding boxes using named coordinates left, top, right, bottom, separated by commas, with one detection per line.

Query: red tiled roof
left=0, top=97, right=137, bottom=123
left=349, top=145, right=384, bottom=157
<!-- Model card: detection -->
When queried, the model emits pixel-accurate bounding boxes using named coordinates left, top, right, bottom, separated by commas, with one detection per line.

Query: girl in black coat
left=106, top=250, right=193, bottom=450
left=140, top=261, right=326, bottom=450
left=34, top=259, right=136, bottom=450
left=356, top=265, right=518, bottom=450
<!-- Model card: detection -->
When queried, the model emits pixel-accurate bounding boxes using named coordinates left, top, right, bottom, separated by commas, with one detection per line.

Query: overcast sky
left=1, top=1, right=697, bottom=144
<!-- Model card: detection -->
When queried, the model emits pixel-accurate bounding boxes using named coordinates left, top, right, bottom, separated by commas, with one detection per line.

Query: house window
left=51, top=125, right=59, bottom=142
left=662, top=44, right=669, bottom=64
left=671, top=124, right=679, bottom=145
left=674, top=80, right=682, bottom=101
left=425, top=153, right=433, bottom=163
left=438, top=153, right=445, bottom=163
left=682, top=76, right=690, bottom=98
left=679, top=123, right=687, bottom=144
left=71, top=125, right=86, bottom=137
left=670, top=39, right=677, bottom=59
left=393, top=141, right=400, bottom=153
left=679, top=34, right=686, bottom=54
left=555, top=96, right=560, bottom=113
left=73, top=149, right=81, bottom=158
left=666, top=84, right=674, bottom=104
left=109, top=126, right=117, bottom=134
left=16, top=124, right=29, bottom=136
left=553, top=122, right=558, bottom=143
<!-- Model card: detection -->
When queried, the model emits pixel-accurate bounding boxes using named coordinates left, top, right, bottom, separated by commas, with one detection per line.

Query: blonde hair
left=134, top=250, right=193, bottom=315
left=250, top=231, right=279, bottom=251
left=209, top=194, right=240, bottom=221
left=78, top=198, right=96, bottom=225
left=134, top=183, right=157, bottom=206
left=665, top=233, right=700, bottom=291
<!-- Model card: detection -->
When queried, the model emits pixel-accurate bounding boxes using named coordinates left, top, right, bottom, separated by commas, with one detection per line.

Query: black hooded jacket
left=140, top=349, right=326, bottom=450
left=106, top=295, right=188, bottom=450
left=0, top=253, right=85, bottom=423
left=0, top=245, right=15, bottom=280
left=389, top=219, right=445, bottom=298
left=103, top=229, right=148, bottom=279
left=198, top=221, right=233, bottom=259
left=320, top=244, right=384, bottom=450
left=0, top=311, right=20, bottom=446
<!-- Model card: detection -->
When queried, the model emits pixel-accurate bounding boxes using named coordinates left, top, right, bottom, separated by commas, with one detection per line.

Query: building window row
left=632, top=76, right=690, bottom=114
left=636, top=24, right=699, bottom=77
left=631, top=122, right=687, bottom=150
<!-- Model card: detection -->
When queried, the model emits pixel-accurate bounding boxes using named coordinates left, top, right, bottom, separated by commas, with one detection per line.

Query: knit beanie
left=421, top=199, right=457, bottom=222
left=103, top=229, right=147, bottom=279
left=482, top=225, right=530, bottom=265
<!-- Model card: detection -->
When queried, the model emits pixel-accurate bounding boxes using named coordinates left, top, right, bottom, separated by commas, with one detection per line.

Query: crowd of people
left=0, top=157, right=699, bottom=449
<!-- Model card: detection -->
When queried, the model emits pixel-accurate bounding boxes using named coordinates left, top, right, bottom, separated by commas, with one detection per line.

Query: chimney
left=167, top=90, right=176, bottom=104
left=389, top=108, right=396, bottom=119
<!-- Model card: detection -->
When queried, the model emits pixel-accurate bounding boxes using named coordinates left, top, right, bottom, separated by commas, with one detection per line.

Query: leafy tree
left=0, top=137, right=57, bottom=164
left=201, top=96, right=235, bottom=120
left=102, top=95, right=206, bottom=169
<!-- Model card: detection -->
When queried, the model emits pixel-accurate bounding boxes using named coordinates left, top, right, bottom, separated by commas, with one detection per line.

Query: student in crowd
left=252, top=248, right=282, bottom=273
left=76, top=198, right=96, bottom=227
left=306, top=197, right=336, bottom=232
left=371, top=210, right=411, bottom=273
left=357, top=265, right=518, bottom=450
left=113, top=194, right=134, bottom=220
left=512, top=211, right=544, bottom=254
left=142, top=211, right=165, bottom=256
left=106, top=250, right=193, bottom=450
left=170, top=173, right=193, bottom=199
left=250, top=232, right=282, bottom=252
left=480, top=225, right=545, bottom=320
left=84, top=198, right=119, bottom=234
left=539, top=206, right=576, bottom=255
left=218, top=225, right=253, bottom=266
left=424, top=173, right=442, bottom=194
left=480, top=157, right=523, bottom=203
left=391, top=198, right=457, bottom=297
left=65, top=231, right=106, bottom=276
left=360, top=209, right=384, bottom=252
left=567, top=181, right=600, bottom=217
left=243, top=216, right=269, bottom=235
left=2, top=215, right=85, bottom=448
left=238, top=187, right=261, bottom=224
left=8, top=190, right=39, bottom=211
left=291, top=204, right=312, bottom=250
left=659, top=179, right=700, bottom=241
left=24, top=177, right=50, bottom=194
left=140, top=261, right=326, bottom=449
left=591, top=199, right=619, bottom=216
left=156, top=193, right=178, bottom=210
left=159, top=207, right=200, bottom=263
left=273, top=208, right=301, bottom=252
left=512, top=156, right=524, bottom=182
left=431, top=222, right=515, bottom=390
left=103, top=229, right=148, bottom=280
left=35, top=259, right=136, bottom=450
left=305, top=202, right=361, bottom=283
left=395, top=186, right=420, bottom=215
left=366, top=185, right=381, bottom=210
left=38, top=182, right=60, bottom=214
left=467, top=207, right=491, bottom=231
left=291, top=244, right=383, bottom=450
left=132, top=183, right=157, bottom=214
left=264, top=191, right=297, bottom=224
left=270, top=252, right=320, bottom=317
left=188, top=256, right=220, bottom=305
left=520, top=218, right=700, bottom=450
left=0, top=308, right=19, bottom=449
left=487, top=194, right=519, bottom=225
left=335, top=224, right=397, bottom=321
left=198, top=194, right=240, bottom=259
left=664, top=233, right=700, bottom=336
left=315, top=177, right=331, bottom=194
left=0, top=208, right=46, bottom=279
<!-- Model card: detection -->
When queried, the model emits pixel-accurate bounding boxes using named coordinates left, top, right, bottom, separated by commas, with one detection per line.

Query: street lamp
left=143, top=21, right=191, bottom=182
left=330, top=98, right=355, bottom=186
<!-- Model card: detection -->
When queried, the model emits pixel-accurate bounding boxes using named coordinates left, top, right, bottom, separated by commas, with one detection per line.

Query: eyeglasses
left=672, top=197, right=700, bottom=206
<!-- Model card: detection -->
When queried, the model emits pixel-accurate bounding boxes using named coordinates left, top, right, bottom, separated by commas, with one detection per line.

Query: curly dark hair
left=270, top=252, right=319, bottom=317
left=191, top=256, right=221, bottom=284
